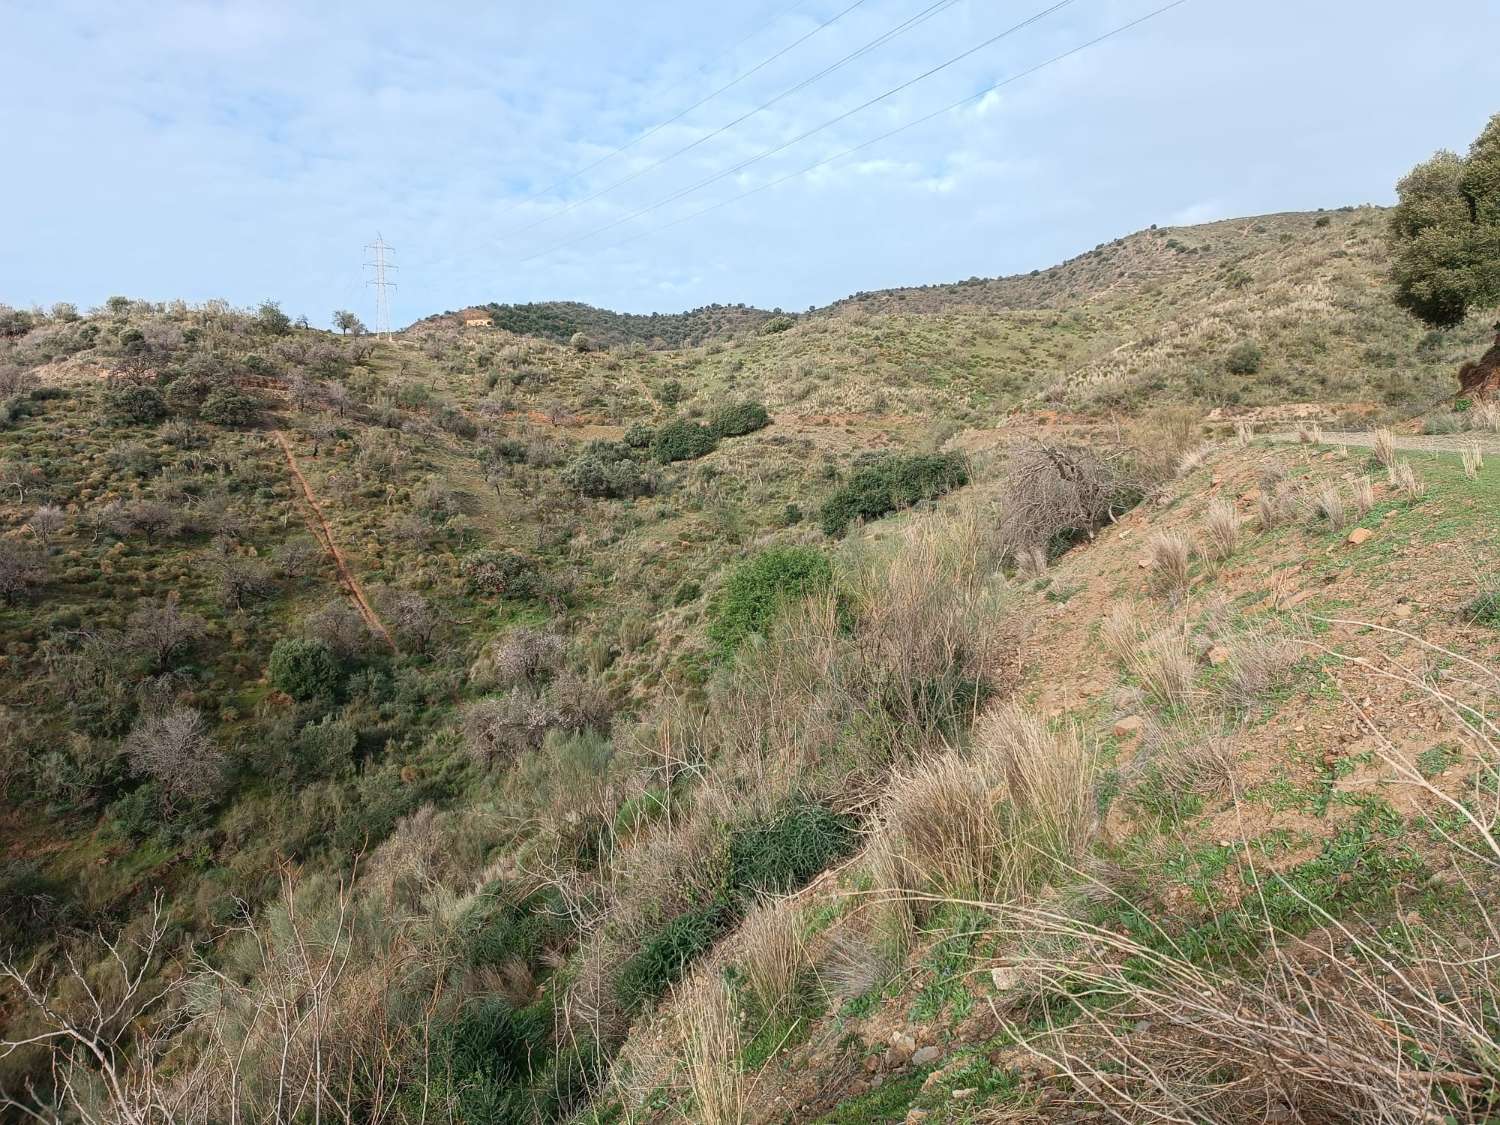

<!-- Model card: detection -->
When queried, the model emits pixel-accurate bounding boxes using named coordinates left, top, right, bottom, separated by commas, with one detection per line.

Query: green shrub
left=1225, top=340, right=1263, bottom=376
left=708, top=400, right=770, bottom=438
left=295, top=716, right=357, bottom=775
left=561, top=441, right=652, bottom=498
left=437, top=997, right=551, bottom=1113
left=761, top=315, right=795, bottom=334
left=200, top=388, right=260, bottom=426
left=615, top=899, right=732, bottom=1012
left=707, top=546, right=832, bottom=654
left=818, top=452, right=969, bottom=536
left=462, top=549, right=545, bottom=599
left=623, top=422, right=655, bottom=449
left=460, top=880, right=571, bottom=968
left=104, top=384, right=167, bottom=424
left=268, top=638, right=340, bottom=701
left=726, top=802, right=856, bottom=898
left=650, top=419, right=717, bottom=463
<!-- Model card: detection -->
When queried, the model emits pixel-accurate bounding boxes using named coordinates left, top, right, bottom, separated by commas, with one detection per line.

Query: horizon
left=3, top=1, right=1497, bottom=326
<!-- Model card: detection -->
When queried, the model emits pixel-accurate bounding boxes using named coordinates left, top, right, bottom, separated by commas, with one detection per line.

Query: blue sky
left=2, top=0, right=1496, bottom=326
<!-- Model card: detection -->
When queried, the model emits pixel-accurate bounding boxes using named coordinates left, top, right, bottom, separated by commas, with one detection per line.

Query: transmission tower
left=364, top=234, right=397, bottom=338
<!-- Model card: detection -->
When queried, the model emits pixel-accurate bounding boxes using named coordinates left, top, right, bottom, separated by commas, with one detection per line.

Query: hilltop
left=3, top=206, right=1500, bottom=1123
left=419, top=299, right=791, bottom=349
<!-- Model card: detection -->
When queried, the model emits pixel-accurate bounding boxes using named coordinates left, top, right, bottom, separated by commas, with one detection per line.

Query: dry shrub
left=1129, top=628, right=1195, bottom=711
left=995, top=442, right=1127, bottom=565
left=867, top=704, right=1092, bottom=944
left=1255, top=487, right=1285, bottom=532
left=1234, top=418, right=1252, bottom=447
left=1100, top=601, right=1144, bottom=665
left=1147, top=532, right=1192, bottom=599
left=1175, top=443, right=1210, bottom=476
left=676, top=972, right=744, bottom=1125
left=993, top=903, right=1500, bottom=1125
left=1472, top=400, right=1500, bottom=432
left=815, top=928, right=887, bottom=1002
left=1392, top=459, right=1427, bottom=499
left=1310, top=482, right=1347, bottom=529
left=1372, top=426, right=1397, bottom=469
left=1199, top=498, right=1240, bottom=562
left=1016, top=543, right=1047, bottom=579
left=1128, top=406, right=1202, bottom=484
left=735, top=896, right=807, bottom=1016
left=1295, top=422, right=1324, bottom=444
left=1222, top=633, right=1302, bottom=710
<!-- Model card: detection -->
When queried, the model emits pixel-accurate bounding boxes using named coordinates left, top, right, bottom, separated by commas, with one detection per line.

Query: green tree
left=1389, top=113, right=1500, bottom=329
left=268, top=638, right=340, bottom=701
left=256, top=300, right=292, bottom=336
left=333, top=309, right=365, bottom=335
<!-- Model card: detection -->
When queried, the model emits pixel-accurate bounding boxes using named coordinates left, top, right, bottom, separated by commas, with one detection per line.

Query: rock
left=890, top=1032, right=916, bottom=1058
left=1394, top=603, right=1414, bottom=618
left=1206, top=645, right=1231, bottom=667
left=905, top=1112, right=930, bottom=1124
left=864, top=1055, right=882, bottom=1074
left=953, top=1088, right=978, bottom=1101
left=911, top=1045, right=942, bottom=1067
left=1346, top=527, right=1374, bottom=545
left=991, top=966, right=1020, bottom=990
left=1113, top=715, right=1144, bottom=739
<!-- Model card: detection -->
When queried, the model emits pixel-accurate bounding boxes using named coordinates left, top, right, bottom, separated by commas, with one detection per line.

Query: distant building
left=463, top=316, right=491, bottom=328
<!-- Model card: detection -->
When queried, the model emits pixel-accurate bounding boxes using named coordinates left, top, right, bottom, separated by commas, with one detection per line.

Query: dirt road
left=272, top=429, right=395, bottom=651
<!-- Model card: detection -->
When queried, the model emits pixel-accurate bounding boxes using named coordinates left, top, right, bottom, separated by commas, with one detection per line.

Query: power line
left=601, top=0, right=1194, bottom=258
left=364, top=235, right=396, bottom=338
left=497, top=0, right=866, bottom=218
left=516, top=0, right=1077, bottom=264
left=507, top=0, right=966, bottom=239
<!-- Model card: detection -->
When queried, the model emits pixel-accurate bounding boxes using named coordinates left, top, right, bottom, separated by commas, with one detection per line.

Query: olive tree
left=1389, top=113, right=1500, bottom=331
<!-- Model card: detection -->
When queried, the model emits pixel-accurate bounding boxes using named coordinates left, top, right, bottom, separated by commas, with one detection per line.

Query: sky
left=2, top=0, right=1496, bottom=326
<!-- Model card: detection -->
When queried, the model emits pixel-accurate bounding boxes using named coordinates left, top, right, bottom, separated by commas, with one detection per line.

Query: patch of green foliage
left=104, top=384, right=167, bottom=424
left=708, top=400, right=770, bottom=438
left=615, top=898, right=733, bottom=1013
left=462, top=548, right=545, bottom=599
left=726, top=802, right=857, bottom=898
left=707, top=545, right=832, bottom=655
left=562, top=440, right=653, bottom=499
left=819, top=452, right=969, bottom=536
left=268, top=637, right=340, bottom=701
left=650, top=419, right=718, bottom=463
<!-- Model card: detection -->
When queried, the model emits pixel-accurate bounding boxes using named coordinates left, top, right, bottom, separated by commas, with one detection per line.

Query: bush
left=726, top=802, right=856, bottom=898
left=708, top=400, right=770, bottom=438
left=460, top=880, right=571, bottom=969
left=268, top=638, right=340, bottom=701
left=200, top=388, right=260, bottom=426
left=569, top=331, right=592, bottom=352
left=104, top=384, right=167, bottom=424
left=761, top=315, right=795, bottom=334
left=623, top=422, right=655, bottom=449
left=651, top=419, right=717, bottom=463
left=561, top=441, right=653, bottom=498
left=462, top=549, right=545, bottom=599
left=295, top=716, right=357, bottom=775
left=615, top=899, right=732, bottom=1012
left=995, top=443, right=1131, bottom=562
left=707, top=546, right=832, bottom=654
left=1225, top=340, right=1263, bottom=376
left=818, top=452, right=969, bottom=536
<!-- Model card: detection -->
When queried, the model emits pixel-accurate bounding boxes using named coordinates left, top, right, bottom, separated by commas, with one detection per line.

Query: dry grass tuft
left=1347, top=473, right=1375, bottom=517
left=1234, top=418, right=1252, bottom=447
left=1222, top=633, right=1302, bottom=710
left=1392, top=459, right=1427, bottom=499
left=1309, top=483, right=1347, bottom=530
left=1462, top=441, right=1484, bottom=480
left=1128, top=628, right=1196, bottom=711
left=1199, top=499, right=1241, bottom=562
left=1371, top=426, right=1397, bottom=469
left=1295, top=422, right=1324, bottom=444
left=735, top=896, right=807, bottom=1016
left=1100, top=601, right=1144, bottom=666
left=1140, top=717, right=1235, bottom=798
left=677, top=972, right=745, bottom=1125
left=1147, top=532, right=1192, bottom=599
left=1175, top=443, right=1210, bottom=476
left=1472, top=400, right=1500, bottom=432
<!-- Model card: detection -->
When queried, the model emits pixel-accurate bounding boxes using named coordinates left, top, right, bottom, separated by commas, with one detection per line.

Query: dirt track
left=272, top=429, right=395, bottom=651
left=1266, top=430, right=1500, bottom=455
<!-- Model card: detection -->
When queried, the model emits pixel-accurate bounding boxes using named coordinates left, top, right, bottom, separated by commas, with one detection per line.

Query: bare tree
left=26, top=504, right=65, bottom=547
left=271, top=535, right=320, bottom=579
left=212, top=556, right=274, bottom=610
left=303, top=598, right=370, bottom=660
left=324, top=382, right=352, bottom=418
left=0, top=539, right=44, bottom=603
left=378, top=588, right=436, bottom=652
left=125, top=707, right=225, bottom=806
left=125, top=598, right=207, bottom=672
left=0, top=457, right=43, bottom=504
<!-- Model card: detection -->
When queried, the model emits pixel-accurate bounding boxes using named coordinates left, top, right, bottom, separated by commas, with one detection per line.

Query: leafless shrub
left=1129, top=628, right=1195, bottom=711
left=1175, top=443, right=1210, bottom=476
left=1199, top=498, right=1240, bottom=561
left=125, top=598, right=207, bottom=672
left=1016, top=544, right=1047, bottom=579
left=0, top=538, right=45, bottom=603
left=461, top=689, right=558, bottom=767
left=474, top=626, right=566, bottom=689
left=125, top=707, right=225, bottom=806
left=1234, top=419, right=1252, bottom=447
left=377, top=587, right=436, bottom=652
left=995, top=442, right=1126, bottom=564
left=1147, top=532, right=1192, bottom=598
left=303, top=598, right=371, bottom=660
left=212, top=556, right=274, bottom=610
left=1295, top=422, right=1324, bottom=444
left=270, top=534, right=320, bottom=578
left=1139, top=716, right=1235, bottom=798
left=25, top=504, right=65, bottom=547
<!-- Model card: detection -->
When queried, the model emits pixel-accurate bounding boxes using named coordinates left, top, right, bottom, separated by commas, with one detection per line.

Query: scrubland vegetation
left=6, top=177, right=1500, bottom=1123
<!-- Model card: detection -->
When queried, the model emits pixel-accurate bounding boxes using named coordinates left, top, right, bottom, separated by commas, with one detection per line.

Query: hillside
left=420, top=300, right=790, bottom=349
left=3, top=207, right=1500, bottom=1123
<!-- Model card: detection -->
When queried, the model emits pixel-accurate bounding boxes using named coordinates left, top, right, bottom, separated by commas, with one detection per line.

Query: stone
left=1346, top=527, right=1374, bottom=545
left=911, top=1045, right=942, bottom=1067
left=1112, top=715, right=1144, bottom=739
left=953, top=1088, right=978, bottom=1101
left=1206, top=645, right=1231, bottom=667
left=1394, top=603, right=1414, bottom=618
left=990, top=966, right=1020, bottom=990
